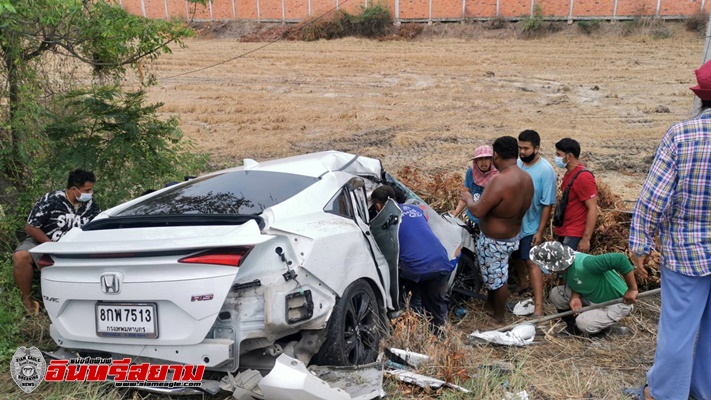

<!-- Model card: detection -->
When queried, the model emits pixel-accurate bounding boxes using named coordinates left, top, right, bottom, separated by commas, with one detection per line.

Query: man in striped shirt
left=626, top=61, right=711, bottom=400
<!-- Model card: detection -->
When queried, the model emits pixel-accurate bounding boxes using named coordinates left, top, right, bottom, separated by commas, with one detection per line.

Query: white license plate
left=96, top=303, right=158, bottom=339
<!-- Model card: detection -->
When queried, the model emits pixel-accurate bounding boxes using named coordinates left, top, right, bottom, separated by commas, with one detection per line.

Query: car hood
left=30, top=219, right=270, bottom=255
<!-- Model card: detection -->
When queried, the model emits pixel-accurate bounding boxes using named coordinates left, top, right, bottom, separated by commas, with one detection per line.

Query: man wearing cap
left=529, top=241, right=638, bottom=335
left=461, top=136, right=533, bottom=324
left=625, top=60, right=711, bottom=400
left=450, top=145, right=499, bottom=230
left=511, top=129, right=557, bottom=316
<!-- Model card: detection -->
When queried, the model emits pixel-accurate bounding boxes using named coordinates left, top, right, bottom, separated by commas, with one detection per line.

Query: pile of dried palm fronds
left=591, top=181, right=661, bottom=289
left=395, top=166, right=463, bottom=213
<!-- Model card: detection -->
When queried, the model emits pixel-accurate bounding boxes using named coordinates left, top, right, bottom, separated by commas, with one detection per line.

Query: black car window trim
left=323, top=187, right=355, bottom=219
left=82, top=214, right=266, bottom=231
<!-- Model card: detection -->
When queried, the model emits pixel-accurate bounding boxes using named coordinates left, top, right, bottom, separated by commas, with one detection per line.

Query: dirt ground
left=144, top=23, right=702, bottom=206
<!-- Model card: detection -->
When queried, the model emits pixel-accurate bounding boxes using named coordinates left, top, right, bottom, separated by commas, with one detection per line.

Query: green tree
left=0, top=0, right=195, bottom=191
left=43, top=86, right=207, bottom=208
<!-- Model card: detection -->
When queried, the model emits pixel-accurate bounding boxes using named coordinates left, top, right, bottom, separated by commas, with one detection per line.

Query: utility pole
left=693, top=12, right=711, bottom=116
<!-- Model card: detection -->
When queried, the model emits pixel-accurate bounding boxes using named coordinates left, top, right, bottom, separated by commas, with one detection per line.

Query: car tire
left=451, top=248, right=483, bottom=303
left=311, top=279, right=383, bottom=366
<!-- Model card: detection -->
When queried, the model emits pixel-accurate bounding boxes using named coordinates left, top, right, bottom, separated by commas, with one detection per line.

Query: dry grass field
left=145, top=22, right=702, bottom=205
left=126, top=24, right=702, bottom=399
left=3, top=23, right=700, bottom=400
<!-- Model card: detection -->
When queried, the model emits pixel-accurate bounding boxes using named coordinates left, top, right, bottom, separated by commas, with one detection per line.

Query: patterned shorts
left=476, top=233, right=520, bottom=291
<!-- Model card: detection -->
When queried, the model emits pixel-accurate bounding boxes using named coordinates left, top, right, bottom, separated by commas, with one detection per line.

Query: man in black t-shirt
left=13, top=169, right=101, bottom=313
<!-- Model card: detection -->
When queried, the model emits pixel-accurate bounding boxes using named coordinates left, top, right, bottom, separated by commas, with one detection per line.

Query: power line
left=161, top=0, right=354, bottom=80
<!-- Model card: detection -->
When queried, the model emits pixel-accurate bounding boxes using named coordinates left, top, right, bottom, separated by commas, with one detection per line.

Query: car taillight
left=36, top=254, right=55, bottom=268
left=179, top=247, right=253, bottom=267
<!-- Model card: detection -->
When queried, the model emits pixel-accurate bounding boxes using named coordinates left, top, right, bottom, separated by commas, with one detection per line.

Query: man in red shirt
left=553, top=138, right=597, bottom=252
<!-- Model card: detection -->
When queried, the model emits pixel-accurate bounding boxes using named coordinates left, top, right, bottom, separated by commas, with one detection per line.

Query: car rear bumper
left=50, top=324, right=234, bottom=368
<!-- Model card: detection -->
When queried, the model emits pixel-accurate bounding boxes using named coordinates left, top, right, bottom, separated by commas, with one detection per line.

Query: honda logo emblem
left=100, top=274, right=121, bottom=294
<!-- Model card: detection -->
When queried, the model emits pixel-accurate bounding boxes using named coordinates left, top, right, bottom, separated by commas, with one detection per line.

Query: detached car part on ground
left=33, top=151, right=472, bottom=383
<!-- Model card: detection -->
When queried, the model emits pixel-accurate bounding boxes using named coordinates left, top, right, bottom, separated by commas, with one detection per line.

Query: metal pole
left=462, top=0, right=466, bottom=19
left=495, top=0, right=499, bottom=18
left=655, top=0, right=661, bottom=16
left=428, top=0, right=432, bottom=23
left=395, top=0, right=400, bottom=23
left=257, top=0, right=261, bottom=22
left=703, top=0, right=706, bottom=13
left=530, top=0, right=534, bottom=17
left=232, top=0, right=236, bottom=19
left=164, top=0, right=169, bottom=19
left=308, top=0, right=311, bottom=16
left=209, top=0, right=213, bottom=20
left=693, top=12, right=711, bottom=117
left=613, top=0, right=618, bottom=18
left=140, top=0, right=147, bottom=17
left=568, top=0, right=574, bottom=23
left=281, top=0, right=285, bottom=22
left=495, top=288, right=662, bottom=332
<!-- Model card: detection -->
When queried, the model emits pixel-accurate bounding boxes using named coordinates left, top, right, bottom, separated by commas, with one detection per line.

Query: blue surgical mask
left=554, top=156, right=567, bottom=169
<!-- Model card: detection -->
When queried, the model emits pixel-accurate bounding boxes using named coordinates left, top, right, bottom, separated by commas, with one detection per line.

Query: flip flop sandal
left=622, top=384, right=648, bottom=400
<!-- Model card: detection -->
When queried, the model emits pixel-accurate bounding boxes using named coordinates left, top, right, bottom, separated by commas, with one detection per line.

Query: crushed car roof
left=230, top=151, right=383, bottom=179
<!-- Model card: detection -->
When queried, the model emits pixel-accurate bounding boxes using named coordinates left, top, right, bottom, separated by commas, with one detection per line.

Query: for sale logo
left=11, top=346, right=46, bottom=393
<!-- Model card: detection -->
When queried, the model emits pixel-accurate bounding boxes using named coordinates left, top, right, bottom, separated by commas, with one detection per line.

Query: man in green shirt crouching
left=529, top=241, right=639, bottom=335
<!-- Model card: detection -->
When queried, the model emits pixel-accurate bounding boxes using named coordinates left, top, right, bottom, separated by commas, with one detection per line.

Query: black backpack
left=552, top=169, right=593, bottom=227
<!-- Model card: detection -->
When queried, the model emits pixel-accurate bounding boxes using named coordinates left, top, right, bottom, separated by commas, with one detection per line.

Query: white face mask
left=73, top=188, right=92, bottom=203
left=554, top=155, right=567, bottom=169
left=78, top=192, right=93, bottom=202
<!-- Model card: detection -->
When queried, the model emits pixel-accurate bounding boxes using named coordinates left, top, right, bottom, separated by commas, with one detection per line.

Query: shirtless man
left=461, top=136, right=534, bottom=323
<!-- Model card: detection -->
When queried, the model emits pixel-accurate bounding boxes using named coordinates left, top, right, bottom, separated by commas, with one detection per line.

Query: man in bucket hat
left=625, top=60, right=711, bottom=400
left=529, top=241, right=639, bottom=335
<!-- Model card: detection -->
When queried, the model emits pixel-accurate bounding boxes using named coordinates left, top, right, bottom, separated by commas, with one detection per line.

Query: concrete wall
left=118, top=0, right=711, bottom=21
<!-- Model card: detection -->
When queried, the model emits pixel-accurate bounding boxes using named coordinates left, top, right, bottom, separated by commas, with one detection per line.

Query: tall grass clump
left=685, top=12, right=708, bottom=34
left=520, top=4, right=544, bottom=35
left=292, top=4, right=392, bottom=41
left=351, top=4, right=391, bottom=37
left=577, top=19, right=602, bottom=35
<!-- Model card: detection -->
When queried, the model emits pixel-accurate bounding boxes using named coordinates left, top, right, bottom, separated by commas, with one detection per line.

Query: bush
left=293, top=11, right=351, bottom=41
left=486, top=16, right=507, bottom=30
left=685, top=13, right=708, bottom=34
left=577, top=19, right=602, bottom=35
left=350, top=4, right=391, bottom=37
left=42, top=85, right=208, bottom=209
left=520, top=4, right=544, bottom=36
left=397, top=23, right=424, bottom=39
left=291, top=4, right=391, bottom=41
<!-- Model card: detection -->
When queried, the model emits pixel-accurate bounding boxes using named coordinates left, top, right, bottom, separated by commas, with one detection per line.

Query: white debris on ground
left=512, top=299, right=535, bottom=316
left=384, top=370, right=471, bottom=393
left=388, top=348, right=430, bottom=367
left=503, top=390, right=530, bottom=400
left=470, top=323, right=536, bottom=346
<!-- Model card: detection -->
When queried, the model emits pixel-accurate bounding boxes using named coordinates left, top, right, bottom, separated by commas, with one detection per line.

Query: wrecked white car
left=33, top=151, right=468, bottom=384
